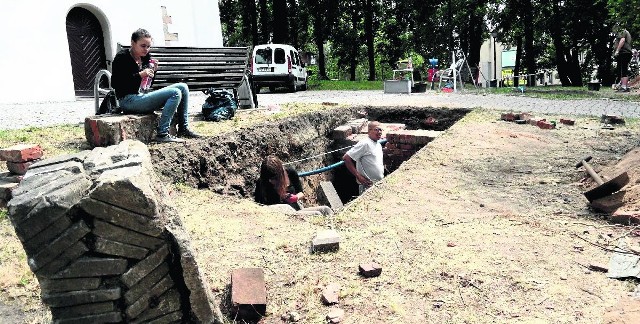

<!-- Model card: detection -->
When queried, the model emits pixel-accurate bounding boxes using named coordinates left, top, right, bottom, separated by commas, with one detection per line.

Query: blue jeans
left=119, top=83, right=190, bottom=135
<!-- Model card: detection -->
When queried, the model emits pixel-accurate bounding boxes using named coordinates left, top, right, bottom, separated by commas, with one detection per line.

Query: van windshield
left=274, top=48, right=286, bottom=64
left=255, top=48, right=272, bottom=64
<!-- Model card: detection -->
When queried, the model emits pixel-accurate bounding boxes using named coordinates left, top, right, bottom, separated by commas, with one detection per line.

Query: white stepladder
left=437, top=50, right=478, bottom=92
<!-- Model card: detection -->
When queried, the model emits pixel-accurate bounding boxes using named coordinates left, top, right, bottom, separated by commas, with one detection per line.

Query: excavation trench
left=149, top=106, right=470, bottom=205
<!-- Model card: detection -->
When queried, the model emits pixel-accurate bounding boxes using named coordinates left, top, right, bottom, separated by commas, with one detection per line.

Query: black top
left=254, top=168, right=303, bottom=208
left=112, top=49, right=151, bottom=99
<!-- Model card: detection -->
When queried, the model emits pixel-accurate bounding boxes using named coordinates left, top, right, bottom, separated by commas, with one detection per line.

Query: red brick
left=0, top=144, right=43, bottom=162
left=7, top=160, right=39, bottom=175
left=610, top=211, right=640, bottom=225
left=321, top=283, right=340, bottom=305
left=231, top=268, right=267, bottom=320
left=501, top=112, right=516, bottom=121
left=560, top=118, right=575, bottom=126
left=359, top=262, right=382, bottom=278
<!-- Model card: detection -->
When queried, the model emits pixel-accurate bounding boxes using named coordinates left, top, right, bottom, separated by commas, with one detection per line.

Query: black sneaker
left=155, top=133, right=185, bottom=143
left=177, top=128, right=201, bottom=139
left=622, top=87, right=631, bottom=92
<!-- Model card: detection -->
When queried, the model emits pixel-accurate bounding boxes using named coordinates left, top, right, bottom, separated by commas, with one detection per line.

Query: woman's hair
left=259, top=155, right=290, bottom=199
left=131, top=28, right=152, bottom=42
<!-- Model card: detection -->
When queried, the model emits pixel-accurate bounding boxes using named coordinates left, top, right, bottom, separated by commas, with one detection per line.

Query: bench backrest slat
left=117, top=44, right=250, bottom=91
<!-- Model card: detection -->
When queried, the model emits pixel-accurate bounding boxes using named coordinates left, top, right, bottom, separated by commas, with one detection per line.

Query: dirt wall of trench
left=149, top=106, right=470, bottom=204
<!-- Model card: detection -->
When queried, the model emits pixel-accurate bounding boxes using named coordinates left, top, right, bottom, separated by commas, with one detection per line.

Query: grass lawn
left=307, top=79, right=383, bottom=91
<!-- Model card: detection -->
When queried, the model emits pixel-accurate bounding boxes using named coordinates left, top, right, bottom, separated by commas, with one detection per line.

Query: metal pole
left=452, top=51, right=457, bottom=92
left=493, top=36, right=497, bottom=87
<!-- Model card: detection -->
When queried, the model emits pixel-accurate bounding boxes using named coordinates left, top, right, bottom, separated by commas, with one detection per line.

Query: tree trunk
left=309, top=0, right=328, bottom=79
left=349, top=3, right=359, bottom=81
left=522, top=0, right=536, bottom=85
left=549, top=1, right=571, bottom=86
left=514, top=36, right=522, bottom=87
left=258, top=0, right=270, bottom=43
left=364, top=0, right=375, bottom=81
left=288, top=0, right=299, bottom=48
left=272, top=0, right=289, bottom=43
left=249, top=0, right=258, bottom=45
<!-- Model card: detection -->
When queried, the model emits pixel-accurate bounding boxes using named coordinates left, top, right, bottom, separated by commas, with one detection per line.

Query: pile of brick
left=384, top=129, right=442, bottom=172
left=231, top=228, right=380, bottom=323
left=500, top=112, right=575, bottom=129
left=0, top=144, right=42, bottom=206
left=331, top=119, right=441, bottom=173
left=6, top=140, right=216, bottom=323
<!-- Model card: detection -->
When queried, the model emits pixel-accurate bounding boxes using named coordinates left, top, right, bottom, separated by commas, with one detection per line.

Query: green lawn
left=307, top=79, right=383, bottom=91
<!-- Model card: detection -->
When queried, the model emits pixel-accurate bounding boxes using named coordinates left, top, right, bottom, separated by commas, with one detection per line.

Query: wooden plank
left=156, top=64, right=246, bottom=71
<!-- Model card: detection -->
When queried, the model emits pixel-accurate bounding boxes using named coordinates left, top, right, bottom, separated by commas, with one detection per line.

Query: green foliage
left=307, top=79, right=383, bottom=90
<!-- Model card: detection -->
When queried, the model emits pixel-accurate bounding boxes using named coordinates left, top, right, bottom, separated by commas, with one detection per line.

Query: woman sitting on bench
left=112, top=28, right=200, bottom=143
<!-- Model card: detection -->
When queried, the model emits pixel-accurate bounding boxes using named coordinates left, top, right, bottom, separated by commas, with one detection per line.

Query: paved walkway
left=1, top=90, right=639, bottom=130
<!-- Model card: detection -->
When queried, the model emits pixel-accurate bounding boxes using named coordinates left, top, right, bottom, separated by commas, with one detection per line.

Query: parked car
left=252, top=44, right=307, bottom=93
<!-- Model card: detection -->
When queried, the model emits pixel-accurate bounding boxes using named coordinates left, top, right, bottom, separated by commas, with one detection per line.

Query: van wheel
left=300, top=80, right=308, bottom=91
left=255, top=86, right=261, bottom=94
left=269, top=86, right=276, bottom=93
left=289, top=82, right=297, bottom=93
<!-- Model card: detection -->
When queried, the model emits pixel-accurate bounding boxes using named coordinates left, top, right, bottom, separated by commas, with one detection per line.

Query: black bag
left=97, top=90, right=121, bottom=115
left=202, top=89, right=237, bottom=121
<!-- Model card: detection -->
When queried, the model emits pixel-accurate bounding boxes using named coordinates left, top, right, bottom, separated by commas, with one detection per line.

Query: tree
left=272, top=0, right=289, bottom=43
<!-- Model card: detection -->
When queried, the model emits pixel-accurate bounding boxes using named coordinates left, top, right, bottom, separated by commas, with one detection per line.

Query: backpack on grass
left=201, top=88, right=237, bottom=121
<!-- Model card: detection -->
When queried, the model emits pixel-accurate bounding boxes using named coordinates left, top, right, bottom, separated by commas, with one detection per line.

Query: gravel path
left=1, top=90, right=639, bottom=130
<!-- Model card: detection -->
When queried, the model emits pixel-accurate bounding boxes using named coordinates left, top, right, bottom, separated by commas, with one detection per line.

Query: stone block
left=84, top=113, right=159, bottom=148
left=28, top=151, right=88, bottom=170
left=94, top=237, right=149, bottom=260
left=414, top=130, right=442, bottom=145
left=359, top=262, right=382, bottom=278
left=318, top=181, right=344, bottom=212
left=312, top=229, right=340, bottom=253
left=332, top=126, right=352, bottom=140
left=0, top=144, right=43, bottom=162
left=9, top=172, right=91, bottom=240
left=23, top=160, right=84, bottom=179
left=0, top=180, right=18, bottom=201
left=126, top=275, right=174, bottom=319
left=321, top=283, right=340, bottom=305
left=51, top=257, right=128, bottom=279
left=49, top=301, right=115, bottom=318
left=7, top=160, right=39, bottom=175
left=90, top=166, right=159, bottom=217
left=0, top=171, right=24, bottom=183
left=36, top=241, right=89, bottom=277
left=42, top=288, right=121, bottom=308
left=93, top=219, right=163, bottom=250
left=384, top=79, right=411, bottom=94
left=601, top=114, right=625, bottom=125
left=23, top=216, right=72, bottom=254
left=121, top=245, right=170, bottom=288
left=53, top=311, right=122, bottom=324
left=145, top=311, right=182, bottom=324
left=125, top=263, right=170, bottom=304
left=28, top=221, right=91, bottom=272
left=130, top=289, right=181, bottom=324
left=40, top=278, right=101, bottom=293
left=231, top=268, right=267, bottom=321
left=79, top=198, right=162, bottom=237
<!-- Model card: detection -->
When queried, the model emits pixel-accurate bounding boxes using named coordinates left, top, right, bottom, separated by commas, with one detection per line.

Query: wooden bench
left=94, top=45, right=256, bottom=112
left=88, top=45, right=256, bottom=147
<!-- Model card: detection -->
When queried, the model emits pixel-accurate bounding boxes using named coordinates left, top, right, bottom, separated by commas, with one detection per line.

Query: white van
left=252, top=44, right=307, bottom=93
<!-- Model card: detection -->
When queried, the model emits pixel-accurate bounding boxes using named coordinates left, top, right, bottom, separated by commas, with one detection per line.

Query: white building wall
left=478, top=38, right=503, bottom=87
left=0, top=0, right=223, bottom=104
